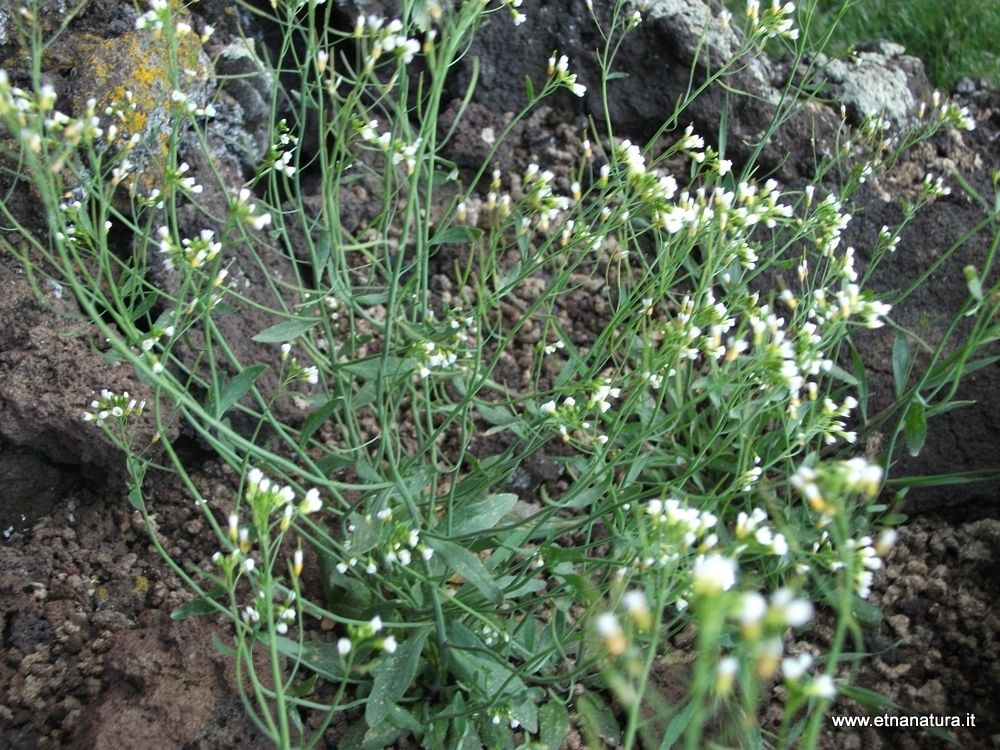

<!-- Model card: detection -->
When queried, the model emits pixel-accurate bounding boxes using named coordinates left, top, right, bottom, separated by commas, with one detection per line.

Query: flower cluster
left=262, top=121, right=298, bottom=178
left=354, top=17, right=422, bottom=69
left=501, top=0, right=526, bottom=26
left=337, top=510, right=434, bottom=575
left=733, top=507, right=789, bottom=556
left=83, top=390, right=146, bottom=426
left=921, top=172, right=951, bottom=198
left=410, top=309, right=479, bottom=379
left=746, top=0, right=800, bottom=42
left=241, top=467, right=324, bottom=533
left=635, top=498, right=721, bottom=571
left=279, top=345, right=320, bottom=386
left=0, top=75, right=104, bottom=155
left=158, top=227, right=222, bottom=271
left=134, top=323, right=174, bottom=374
left=357, top=118, right=423, bottom=174
left=840, top=535, right=883, bottom=598
left=538, top=378, right=622, bottom=446
left=547, top=53, right=586, bottom=97
left=918, top=90, right=976, bottom=131
left=238, top=590, right=298, bottom=634
left=521, top=163, right=571, bottom=229
left=731, top=588, right=833, bottom=697
left=133, top=0, right=171, bottom=33
left=614, top=132, right=794, bottom=238
left=790, top=457, right=883, bottom=522
left=231, top=188, right=273, bottom=231
left=336, top=615, right=397, bottom=658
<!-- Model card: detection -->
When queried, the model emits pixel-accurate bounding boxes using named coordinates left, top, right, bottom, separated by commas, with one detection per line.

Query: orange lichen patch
left=68, top=25, right=211, bottom=197
left=73, top=29, right=208, bottom=140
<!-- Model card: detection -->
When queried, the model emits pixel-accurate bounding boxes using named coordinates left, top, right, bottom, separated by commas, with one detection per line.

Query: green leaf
left=605, top=71, right=630, bottom=80
left=446, top=622, right=538, bottom=734
left=252, top=318, right=320, bottom=343
left=342, top=356, right=405, bottom=381
left=355, top=456, right=384, bottom=484
left=171, top=599, right=219, bottom=620
left=299, top=397, right=340, bottom=448
left=171, top=583, right=228, bottom=620
left=498, top=261, right=523, bottom=294
left=274, top=636, right=347, bottom=682
left=338, top=717, right=367, bottom=750
left=429, top=226, right=484, bottom=246
left=892, top=331, right=910, bottom=396
left=129, top=292, right=158, bottom=322
left=211, top=632, right=238, bottom=657
left=127, top=485, right=146, bottom=511
left=366, top=627, right=431, bottom=728
left=659, top=702, right=694, bottom=750
left=354, top=292, right=389, bottom=306
left=217, top=364, right=267, bottom=417
left=316, top=453, right=354, bottom=476
left=448, top=493, right=518, bottom=538
left=851, top=596, right=882, bottom=629
left=126, top=457, right=147, bottom=511
left=475, top=402, right=516, bottom=426
left=289, top=673, right=318, bottom=698
left=384, top=703, right=423, bottom=733
left=212, top=301, right=240, bottom=315
left=825, top=362, right=859, bottom=387
left=345, top=509, right=386, bottom=555
left=576, top=691, right=621, bottom=747
left=904, top=399, right=927, bottom=456
left=524, top=74, right=534, bottom=102
left=562, top=483, right=603, bottom=509
left=538, top=699, right=569, bottom=750
left=925, top=399, right=974, bottom=418
left=433, top=539, right=504, bottom=605
left=314, top=231, right=332, bottom=274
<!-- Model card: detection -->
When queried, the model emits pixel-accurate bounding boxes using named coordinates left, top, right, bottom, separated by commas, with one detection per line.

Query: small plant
left=1, top=0, right=997, bottom=748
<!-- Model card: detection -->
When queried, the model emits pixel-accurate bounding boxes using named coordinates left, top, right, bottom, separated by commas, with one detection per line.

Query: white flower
left=692, top=554, right=737, bottom=595
left=621, top=589, right=647, bottom=614
left=771, top=588, right=813, bottom=627
left=781, top=652, right=814, bottom=680
left=594, top=612, right=621, bottom=637
left=806, top=674, right=837, bottom=699
left=740, top=592, right=767, bottom=625
left=337, top=638, right=352, bottom=656
left=718, top=655, right=738, bottom=676
left=300, top=488, right=322, bottom=514
left=382, top=636, right=397, bottom=654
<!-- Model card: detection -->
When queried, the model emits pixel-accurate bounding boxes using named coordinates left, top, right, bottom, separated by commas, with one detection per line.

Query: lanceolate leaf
left=216, top=364, right=266, bottom=417
left=447, top=493, right=517, bottom=538
left=252, top=318, right=320, bottom=343
left=892, top=331, right=910, bottom=397
left=433, top=538, right=503, bottom=605
left=904, top=399, right=927, bottom=456
left=366, top=626, right=431, bottom=728
left=429, top=226, right=483, bottom=246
